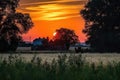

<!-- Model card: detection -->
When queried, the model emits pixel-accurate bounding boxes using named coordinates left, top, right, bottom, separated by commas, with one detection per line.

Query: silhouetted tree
left=81, top=0, right=120, bottom=52
left=0, top=0, right=33, bottom=52
left=53, top=28, right=79, bottom=50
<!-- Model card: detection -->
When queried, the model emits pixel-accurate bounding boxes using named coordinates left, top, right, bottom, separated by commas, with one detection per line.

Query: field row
left=0, top=53, right=120, bottom=64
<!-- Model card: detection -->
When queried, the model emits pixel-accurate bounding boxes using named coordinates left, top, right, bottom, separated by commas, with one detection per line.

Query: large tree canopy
left=81, top=0, right=120, bottom=52
left=0, top=0, right=33, bottom=52
left=53, top=28, right=79, bottom=50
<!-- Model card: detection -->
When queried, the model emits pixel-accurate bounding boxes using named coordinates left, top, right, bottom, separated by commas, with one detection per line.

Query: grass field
left=0, top=53, right=120, bottom=80
left=0, top=53, right=120, bottom=64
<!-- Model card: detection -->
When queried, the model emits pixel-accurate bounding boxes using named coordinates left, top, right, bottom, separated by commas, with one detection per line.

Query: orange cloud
left=18, top=0, right=87, bottom=42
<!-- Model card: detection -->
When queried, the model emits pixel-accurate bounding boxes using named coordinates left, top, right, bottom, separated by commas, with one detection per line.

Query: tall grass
left=0, top=54, right=120, bottom=80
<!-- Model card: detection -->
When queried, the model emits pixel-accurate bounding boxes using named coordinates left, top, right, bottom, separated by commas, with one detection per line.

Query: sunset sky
left=18, top=0, right=87, bottom=42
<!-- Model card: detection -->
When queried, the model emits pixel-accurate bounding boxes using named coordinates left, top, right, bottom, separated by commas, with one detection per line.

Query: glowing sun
left=53, top=32, right=57, bottom=36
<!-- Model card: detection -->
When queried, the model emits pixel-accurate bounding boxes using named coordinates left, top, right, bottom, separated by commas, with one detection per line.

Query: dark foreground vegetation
left=0, top=55, right=120, bottom=80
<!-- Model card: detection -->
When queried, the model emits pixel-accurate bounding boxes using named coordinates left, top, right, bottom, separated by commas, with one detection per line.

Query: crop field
left=0, top=53, right=120, bottom=64
left=0, top=53, right=120, bottom=80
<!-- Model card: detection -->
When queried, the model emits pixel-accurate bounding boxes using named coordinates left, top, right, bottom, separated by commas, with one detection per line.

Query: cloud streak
left=18, top=0, right=87, bottom=21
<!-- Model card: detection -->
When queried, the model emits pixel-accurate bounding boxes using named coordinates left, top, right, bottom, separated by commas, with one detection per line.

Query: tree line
left=31, top=28, right=79, bottom=51
left=0, top=0, right=120, bottom=52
